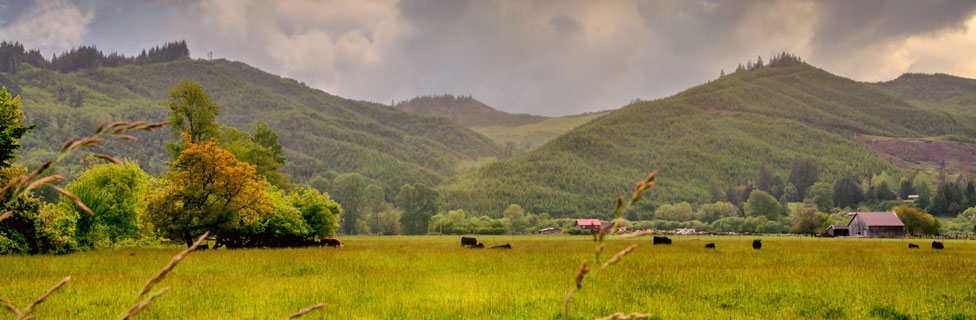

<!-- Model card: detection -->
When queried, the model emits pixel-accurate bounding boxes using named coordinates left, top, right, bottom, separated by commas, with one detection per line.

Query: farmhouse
left=847, top=212, right=904, bottom=238
left=575, top=219, right=601, bottom=231
left=826, top=225, right=849, bottom=237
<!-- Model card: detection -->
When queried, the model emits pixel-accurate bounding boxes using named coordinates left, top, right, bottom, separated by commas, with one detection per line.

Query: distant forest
left=0, top=40, right=189, bottom=74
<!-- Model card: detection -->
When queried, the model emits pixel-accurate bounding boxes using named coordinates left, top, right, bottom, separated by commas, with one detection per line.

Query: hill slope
left=472, top=111, right=610, bottom=154
left=392, top=95, right=548, bottom=127
left=7, top=58, right=501, bottom=197
left=875, top=73, right=976, bottom=126
left=442, top=59, right=976, bottom=217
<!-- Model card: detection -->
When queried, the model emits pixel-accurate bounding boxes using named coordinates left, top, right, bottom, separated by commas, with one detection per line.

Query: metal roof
left=848, top=212, right=904, bottom=227
left=575, top=219, right=601, bottom=226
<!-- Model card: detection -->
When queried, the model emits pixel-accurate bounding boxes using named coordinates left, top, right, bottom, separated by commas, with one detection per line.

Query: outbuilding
left=826, top=225, right=849, bottom=237
left=847, top=212, right=904, bottom=238
left=539, top=227, right=560, bottom=234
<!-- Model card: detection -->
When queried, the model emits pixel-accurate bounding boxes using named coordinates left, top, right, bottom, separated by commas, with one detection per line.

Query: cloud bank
left=2, top=0, right=976, bottom=116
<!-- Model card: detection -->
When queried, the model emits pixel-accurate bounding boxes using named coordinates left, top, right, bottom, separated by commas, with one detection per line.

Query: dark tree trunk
left=183, top=229, right=193, bottom=248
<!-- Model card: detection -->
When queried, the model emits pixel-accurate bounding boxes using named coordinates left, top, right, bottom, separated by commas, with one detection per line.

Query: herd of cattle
left=199, top=235, right=950, bottom=251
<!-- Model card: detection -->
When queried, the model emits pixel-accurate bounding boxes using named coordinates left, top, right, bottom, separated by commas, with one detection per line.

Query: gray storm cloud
left=1, top=0, right=976, bottom=116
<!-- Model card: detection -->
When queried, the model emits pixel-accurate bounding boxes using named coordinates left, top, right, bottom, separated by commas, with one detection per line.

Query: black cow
left=469, top=242, right=485, bottom=249
left=653, top=236, right=672, bottom=245
left=461, top=237, right=478, bottom=247
left=196, top=244, right=209, bottom=251
left=932, top=241, right=944, bottom=249
left=704, top=243, right=715, bottom=249
left=752, top=239, right=762, bottom=250
left=908, top=243, right=919, bottom=248
left=490, top=244, right=512, bottom=249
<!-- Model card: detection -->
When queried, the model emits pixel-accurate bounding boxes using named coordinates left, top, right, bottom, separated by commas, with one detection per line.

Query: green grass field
left=1, top=236, right=974, bottom=319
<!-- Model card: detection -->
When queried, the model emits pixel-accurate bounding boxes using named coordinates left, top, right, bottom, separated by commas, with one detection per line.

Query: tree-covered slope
left=875, top=73, right=976, bottom=120
left=392, top=95, right=548, bottom=127
left=472, top=111, right=610, bottom=154
left=442, top=59, right=976, bottom=218
left=8, top=58, right=501, bottom=197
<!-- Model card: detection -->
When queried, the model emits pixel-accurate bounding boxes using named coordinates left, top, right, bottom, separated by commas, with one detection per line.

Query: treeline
left=0, top=40, right=189, bottom=74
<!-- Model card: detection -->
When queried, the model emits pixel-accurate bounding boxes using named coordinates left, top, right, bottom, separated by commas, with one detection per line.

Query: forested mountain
left=876, top=73, right=976, bottom=121
left=392, top=94, right=548, bottom=127
left=441, top=55, right=976, bottom=218
left=3, top=45, right=501, bottom=199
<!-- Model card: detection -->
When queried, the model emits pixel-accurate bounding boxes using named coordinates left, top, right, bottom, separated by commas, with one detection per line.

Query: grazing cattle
left=704, top=243, right=715, bottom=249
left=461, top=237, right=478, bottom=247
left=320, top=237, right=344, bottom=248
left=469, top=242, right=485, bottom=249
left=196, top=244, right=209, bottom=251
left=908, top=243, right=919, bottom=248
left=752, top=239, right=762, bottom=250
left=932, top=241, right=944, bottom=249
left=490, top=244, right=512, bottom=249
left=652, top=236, right=672, bottom=245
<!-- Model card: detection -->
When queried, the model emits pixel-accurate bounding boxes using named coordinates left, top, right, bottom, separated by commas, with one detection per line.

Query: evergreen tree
left=832, top=175, right=863, bottom=209
left=787, top=157, right=819, bottom=201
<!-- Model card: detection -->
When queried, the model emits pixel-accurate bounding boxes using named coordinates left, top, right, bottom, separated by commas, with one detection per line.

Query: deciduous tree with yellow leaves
left=148, top=134, right=271, bottom=247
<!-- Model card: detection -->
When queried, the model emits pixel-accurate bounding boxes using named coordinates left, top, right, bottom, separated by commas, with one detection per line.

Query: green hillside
left=392, top=95, right=548, bottom=127
left=875, top=73, right=976, bottom=120
left=442, top=57, right=976, bottom=218
left=472, top=111, right=609, bottom=154
left=7, top=58, right=501, bottom=197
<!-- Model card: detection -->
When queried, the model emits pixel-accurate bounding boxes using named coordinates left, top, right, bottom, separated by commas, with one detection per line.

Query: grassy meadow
left=1, top=236, right=974, bottom=319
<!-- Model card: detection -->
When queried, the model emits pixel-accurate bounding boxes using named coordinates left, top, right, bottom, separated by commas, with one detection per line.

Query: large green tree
left=744, top=190, right=780, bottom=220
left=396, top=183, right=439, bottom=235
left=894, top=206, right=940, bottom=235
left=63, top=160, right=151, bottom=246
left=787, top=157, right=819, bottom=201
left=0, top=86, right=35, bottom=167
left=332, top=173, right=367, bottom=235
left=165, top=79, right=221, bottom=158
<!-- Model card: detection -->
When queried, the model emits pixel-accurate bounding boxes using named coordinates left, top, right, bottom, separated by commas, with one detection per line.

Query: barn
left=847, top=212, right=904, bottom=238
left=575, top=219, right=601, bottom=231
left=826, top=225, right=849, bottom=237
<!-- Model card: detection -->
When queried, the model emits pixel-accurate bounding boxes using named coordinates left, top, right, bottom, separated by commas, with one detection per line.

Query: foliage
left=790, top=207, right=827, bottom=234
left=331, top=173, right=367, bottom=235
left=744, top=190, right=780, bottom=220
left=219, top=125, right=289, bottom=188
left=787, top=156, right=818, bottom=201
left=62, top=160, right=151, bottom=247
left=0, top=86, right=36, bottom=167
left=146, top=136, right=272, bottom=246
left=894, top=206, right=940, bottom=236
left=428, top=210, right=508, bottom=235
left=695, top=201, right=740, bottom=223
left=832, top=176, right=863, bottom=209
left=653, top=202, right=695, bottom=221
left=396, top=183, right=440, bottom=235
left=165, top=79, right=221, bottom=156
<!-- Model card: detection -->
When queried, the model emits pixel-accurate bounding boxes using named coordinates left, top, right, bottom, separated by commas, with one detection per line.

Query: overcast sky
left=2, top=0, right=976, bottom=116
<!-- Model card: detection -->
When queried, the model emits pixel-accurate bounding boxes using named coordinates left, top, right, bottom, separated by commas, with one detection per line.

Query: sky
left=2, top=0, right=976, bottom=116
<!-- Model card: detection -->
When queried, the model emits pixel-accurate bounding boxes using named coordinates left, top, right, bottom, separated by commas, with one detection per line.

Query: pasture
left=1, top=235, right=974, bottom=319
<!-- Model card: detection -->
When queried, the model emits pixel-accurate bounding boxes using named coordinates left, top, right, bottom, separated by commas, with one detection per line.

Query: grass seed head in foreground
left=564, top=171, right=656, bottom=319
